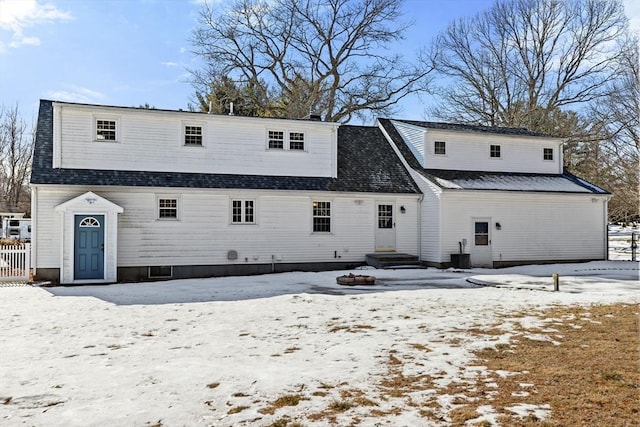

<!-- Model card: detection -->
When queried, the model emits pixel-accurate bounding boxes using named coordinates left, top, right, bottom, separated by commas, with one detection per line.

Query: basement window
left=148, top=266, right=173, bottom=279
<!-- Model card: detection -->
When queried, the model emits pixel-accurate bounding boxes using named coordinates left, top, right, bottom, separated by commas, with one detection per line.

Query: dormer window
left=267, top=130, right=306, bottom=151
left=184, top=125, right=203, bottom=146
left=95, top=119, right=117, bottom=142
left=290, top=132, right=305, bottom=150
left=268, top=130, right=284, bottom=149
left=434, top=141, right=446, bottom=155
left=543, top=148, right=553, bottom=161
left=490, top=144, right=501, bottom=158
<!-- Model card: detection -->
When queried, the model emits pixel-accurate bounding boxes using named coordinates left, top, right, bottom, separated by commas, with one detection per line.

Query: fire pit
left=336, top=273, right=376, bottom=286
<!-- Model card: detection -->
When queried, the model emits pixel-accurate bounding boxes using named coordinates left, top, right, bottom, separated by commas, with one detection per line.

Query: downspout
left=417, top=194, right=423, bottom=262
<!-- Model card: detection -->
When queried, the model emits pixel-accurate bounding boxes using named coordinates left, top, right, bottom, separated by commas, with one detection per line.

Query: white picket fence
left=0, top=243, right=31, bottom=282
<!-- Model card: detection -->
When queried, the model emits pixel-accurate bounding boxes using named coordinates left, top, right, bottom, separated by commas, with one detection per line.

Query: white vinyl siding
left=422, top=130, right=563, bottom=174
left=438, top=191, right=607, bottom=264
left=54, top=104, right=338, bottom=178
left=32, top=186, right=419, bottom=269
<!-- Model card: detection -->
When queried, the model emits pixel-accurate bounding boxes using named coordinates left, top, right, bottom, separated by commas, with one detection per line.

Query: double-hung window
left=96, top=119, right=117, bottom=141
left=490, top=144, right=501, bottom=158
left=268, top=130, right=305, bottom=151
left=231, top=200, right=255, bottom=224
left=268, top=130, right=285, bottom=149
left=289, top=132, right=305, bottom=150
left=184, top=125, right=203, bottom=146
left=312, top=201, right=331, bottom=233
left=158, top=198, right=178, bottom=220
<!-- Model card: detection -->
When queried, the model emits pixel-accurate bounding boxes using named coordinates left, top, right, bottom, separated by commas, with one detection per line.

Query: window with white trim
left=268, top=130, right=284, bottom=149
left=490, top=144, right=501, bottom=158
left=289, top=132, right=305, bottom=150
left=267, top=130, right=306, bottom=151
left=231, top=199, right=255, bottom=224
left=312, top=201, right=331, bottom=233
left=434, top=141, right=446, bottom=155
left=158, top=198, right=178, bottom=219
left=96, top=119, right=117, bottom=141
left=543, top=147, right=553, bottom=161
left=184, top=125, right=203, bottom=146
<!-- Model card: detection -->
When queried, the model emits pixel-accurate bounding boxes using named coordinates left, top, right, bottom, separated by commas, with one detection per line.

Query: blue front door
left=74, top=215, right=104, bottom=280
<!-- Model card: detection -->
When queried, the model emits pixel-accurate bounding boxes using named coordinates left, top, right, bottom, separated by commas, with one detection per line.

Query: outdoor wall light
left=495, top=222, right=502, bottom=230
left=400, top=206, right=406, bottom=214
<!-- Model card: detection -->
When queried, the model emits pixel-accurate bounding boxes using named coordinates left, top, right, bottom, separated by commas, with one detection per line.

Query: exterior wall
left=390, top=120, right=563, bottom=174
left=425, top=130, right=563, bottom=174
left=53, top=103, right=339, bottom=178
left=438, top=191, right=608, bottom=265
left=32, top=185, right=419, bottom=281
left=390, top=121, right=426, bottom=165
left=408, top=171, right=442, bottom=264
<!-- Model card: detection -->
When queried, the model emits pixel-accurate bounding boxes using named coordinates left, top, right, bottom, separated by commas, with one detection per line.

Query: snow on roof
left=426, top=170, right=608, bottom=194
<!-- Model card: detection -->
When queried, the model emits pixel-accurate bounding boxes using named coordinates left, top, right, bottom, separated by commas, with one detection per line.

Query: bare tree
left=0, top=104, right=34, bottom=213
left=190, top=0, right=432, bottom=122
left=428, top=0, right=637, bottom=222
left=586, top=37, right=640, bottom=222
left=429, top=0, right=629, bottom=130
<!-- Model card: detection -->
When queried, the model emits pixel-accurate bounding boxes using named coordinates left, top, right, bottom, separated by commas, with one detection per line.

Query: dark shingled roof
left=31, top=100, right=420, bottom=195
left=377, top=118, right=609, bottom=195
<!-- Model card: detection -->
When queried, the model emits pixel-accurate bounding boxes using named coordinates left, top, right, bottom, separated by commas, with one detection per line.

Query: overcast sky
left=1, top=0, right=638, bottom=123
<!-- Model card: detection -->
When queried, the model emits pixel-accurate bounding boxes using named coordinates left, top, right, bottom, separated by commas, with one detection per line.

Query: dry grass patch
left=378, top=350, right=437, bottom=399
left=448, top=303, right=639, bottom=426
left=260, top=394, right=308, bottom=415
left=227, top=405, right=250, bottom=414
left=267, top=416, right=305, bottom=427
left=409, top=343, right=432, bottom=352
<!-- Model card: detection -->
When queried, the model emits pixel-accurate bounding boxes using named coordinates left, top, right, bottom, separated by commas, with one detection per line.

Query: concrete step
left=365, top=253, right=421, bottom=269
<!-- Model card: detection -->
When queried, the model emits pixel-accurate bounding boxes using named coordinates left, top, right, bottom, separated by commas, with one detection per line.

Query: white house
left=377, top=119, right=610, bottom=268
left=30, top=100, right=610, bottom=284
left=30, top=100, right=421, bottom=284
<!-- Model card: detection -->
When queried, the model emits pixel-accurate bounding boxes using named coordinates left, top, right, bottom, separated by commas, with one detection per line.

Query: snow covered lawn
left=1, top=261, right=638, bottom=426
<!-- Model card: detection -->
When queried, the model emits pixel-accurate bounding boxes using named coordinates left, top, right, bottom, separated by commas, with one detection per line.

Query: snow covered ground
left=609, top=223, right=639, bottom=261
left=1, top=260, right=638, bottom=426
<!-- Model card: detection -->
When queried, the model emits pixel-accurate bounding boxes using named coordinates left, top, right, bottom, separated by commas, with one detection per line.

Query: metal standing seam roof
left=377, top=118, right=609, bottom=195
left=30, top=100, right=421, bottom=195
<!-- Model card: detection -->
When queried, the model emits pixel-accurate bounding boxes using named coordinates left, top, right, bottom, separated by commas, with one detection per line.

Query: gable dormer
left=387, top=119, right=564, bottom=174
